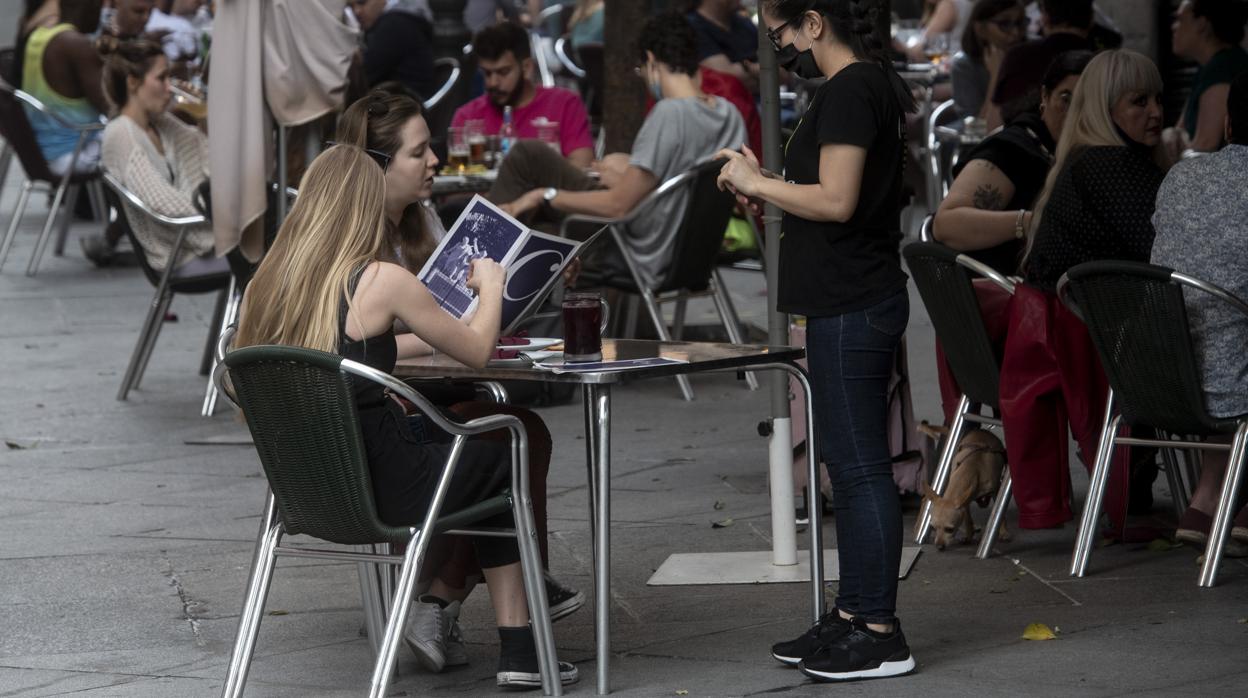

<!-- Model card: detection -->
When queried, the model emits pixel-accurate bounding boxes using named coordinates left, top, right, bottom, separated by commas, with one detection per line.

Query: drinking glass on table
left=924, top=32, right=951, bottom=66
left=562, top=292, right=609, bottom=363
left=447, top=126, right=469, bottom=174
left=466, top=119, right=487, bottom=167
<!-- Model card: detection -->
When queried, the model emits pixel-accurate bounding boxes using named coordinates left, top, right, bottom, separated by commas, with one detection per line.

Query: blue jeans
left=805, top=289, right=909, bottom=624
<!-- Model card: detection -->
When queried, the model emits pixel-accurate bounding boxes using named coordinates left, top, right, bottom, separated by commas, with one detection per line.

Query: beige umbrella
left=208, top=0, right=358, bottom=260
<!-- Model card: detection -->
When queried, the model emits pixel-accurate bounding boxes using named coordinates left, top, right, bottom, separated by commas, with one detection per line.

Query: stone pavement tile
left=0, top=666, right=145, bottom=697
left=49, top=675, right=225, bottom=697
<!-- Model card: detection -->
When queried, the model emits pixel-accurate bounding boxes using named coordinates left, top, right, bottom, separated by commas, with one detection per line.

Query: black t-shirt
left=950, top=112, right=1056, bottom=274
left=1024, top=145, right=1164, bottom=291
left=687, top=11, right=758, bottom=64
left=777, top=62, right=908, bottom=317
left=364, top=11, right=437, bottom=100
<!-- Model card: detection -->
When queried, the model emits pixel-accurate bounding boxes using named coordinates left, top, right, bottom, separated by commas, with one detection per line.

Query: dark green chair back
left=223, top=345, right=412, bottom=545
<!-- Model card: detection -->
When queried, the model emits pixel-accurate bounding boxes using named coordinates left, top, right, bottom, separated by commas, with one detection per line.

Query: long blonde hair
left=1026, top=49, right=1164, bottom=260
left=235, top=146, right=387, bottom=353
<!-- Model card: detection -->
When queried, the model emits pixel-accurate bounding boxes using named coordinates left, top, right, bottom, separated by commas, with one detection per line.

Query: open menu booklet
left=417, top=195, right=603, bottom=334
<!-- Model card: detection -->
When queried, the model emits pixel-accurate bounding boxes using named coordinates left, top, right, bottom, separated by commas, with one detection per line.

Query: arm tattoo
left=972, top=184, right=1006, bottom=210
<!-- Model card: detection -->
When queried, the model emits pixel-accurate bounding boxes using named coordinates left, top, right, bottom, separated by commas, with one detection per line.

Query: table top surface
left=393, top=339, right=804, bottom=385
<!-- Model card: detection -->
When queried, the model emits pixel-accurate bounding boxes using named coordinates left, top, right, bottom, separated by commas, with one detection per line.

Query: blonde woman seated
left=233, top=145, right=578, bottom=689
left=87, top=36, right=222, bottom=273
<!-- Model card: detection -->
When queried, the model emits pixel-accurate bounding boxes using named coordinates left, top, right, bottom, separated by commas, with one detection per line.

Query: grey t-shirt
left=625, top=95, right=746, bottom=288
left=1150, top=144, right=1248, bottom=418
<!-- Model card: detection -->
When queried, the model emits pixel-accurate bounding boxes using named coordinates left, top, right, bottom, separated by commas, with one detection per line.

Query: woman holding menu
left=716, top=0, right=918, bottom=684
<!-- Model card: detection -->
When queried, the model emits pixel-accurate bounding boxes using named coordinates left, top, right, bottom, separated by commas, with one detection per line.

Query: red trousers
left=936, top=280, right=1013, bottom=424
left=998, top=285, right=1129, bottom=530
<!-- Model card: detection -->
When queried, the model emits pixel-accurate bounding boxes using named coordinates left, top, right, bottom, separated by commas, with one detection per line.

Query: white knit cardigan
left=101, top=113, right=215, bottom=271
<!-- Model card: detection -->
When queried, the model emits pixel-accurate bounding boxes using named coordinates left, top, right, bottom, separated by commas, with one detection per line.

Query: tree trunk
left=602, top=0, right=650, bottom=153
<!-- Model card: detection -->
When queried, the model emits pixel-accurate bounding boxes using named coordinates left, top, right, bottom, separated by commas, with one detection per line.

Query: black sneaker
left=798, top=618, right=916, bottom=682
left=544, top=573, right=584, bottom=623
left=770, top=611, right=854, bottom=666
left=496, top=657, right=579, bottom=689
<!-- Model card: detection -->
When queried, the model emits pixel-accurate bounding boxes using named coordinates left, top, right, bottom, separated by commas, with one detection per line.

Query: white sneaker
left=404, top=595, right=460, bottom=672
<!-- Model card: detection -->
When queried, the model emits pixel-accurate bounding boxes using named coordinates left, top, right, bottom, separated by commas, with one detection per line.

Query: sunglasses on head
left=323, top=140, right=393, bottom=171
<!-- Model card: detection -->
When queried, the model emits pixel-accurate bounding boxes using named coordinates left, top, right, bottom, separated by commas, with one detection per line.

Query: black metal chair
left=903, top=241, right=1015, bottom=558
left=1058, top=261, right=1248, bottom=586
left=213, top=345, right=560, bottom=697
left=0, top=74, right=105, bottom=276
left=561, top=158, right=755, bottom=400
left=101, top=172, right=233, bottom=407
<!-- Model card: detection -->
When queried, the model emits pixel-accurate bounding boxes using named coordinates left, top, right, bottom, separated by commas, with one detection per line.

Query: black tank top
left=337, top=265, right=397, bottom=407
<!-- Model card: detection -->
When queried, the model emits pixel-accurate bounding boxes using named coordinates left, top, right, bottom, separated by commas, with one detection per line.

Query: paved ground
left=1, top=180, right=1246, bottom=698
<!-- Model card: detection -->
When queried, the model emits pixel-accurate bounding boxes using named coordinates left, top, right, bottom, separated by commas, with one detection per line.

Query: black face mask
left=777, top=31, right=822, bottom=80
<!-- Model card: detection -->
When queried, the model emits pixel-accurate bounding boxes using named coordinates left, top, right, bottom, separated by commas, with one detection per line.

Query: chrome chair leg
left=638, top=287, right=694, bottom=401
left=26, top=179, right=71, bottom=276
left=510, top=428, right=560, bottom=695
left=203, top=282, right=240, bottom=417
left=976, top=470, right=1012, bottom=559
left=131, top=292, right=174, bottom=397
left=221, top=521, right=282, bottom=698
left=1198, top=422, right=1248, bottom=587
left=53, top=184, right=79, bottom=257
left=118, top=288, right=171, bottom=400
left=671, top=291, right=688, bottom=340
left=0, top=180, right=34, bottom=271
left=710, top=269, right=759, bottom=391
left=915, top=394, right=972, bottom=543
left=368, top=532, right=430, bottom=697
left=356, top=545, right=386, bottom=657
left=1070, top=410, right=1122, bottom=578
left=1160, top=444, right=1189, bottom=522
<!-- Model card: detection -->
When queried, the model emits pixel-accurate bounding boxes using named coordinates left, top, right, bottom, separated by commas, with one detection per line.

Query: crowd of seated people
left=1151, top=70, right=1248, bottom=554
left=485, top=10, right=746, bottom=291
left=7, top=0, right=1248, bottom=686
left=951, top=0, right=1027, bottom=121
left=451, top=20, right=595, bottom=168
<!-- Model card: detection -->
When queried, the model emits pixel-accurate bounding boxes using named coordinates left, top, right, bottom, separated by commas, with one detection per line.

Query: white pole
left=769, top=417, right=798, bottom=566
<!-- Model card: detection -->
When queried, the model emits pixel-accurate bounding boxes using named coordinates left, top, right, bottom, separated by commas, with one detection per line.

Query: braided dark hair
left=764, top=0, right=917, bottom=113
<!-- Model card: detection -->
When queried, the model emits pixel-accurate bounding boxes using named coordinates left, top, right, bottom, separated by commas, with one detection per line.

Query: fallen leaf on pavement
left=268, top=610, right=289, bottom=616
left=676, top=691, right=689, bottom=696
left=1021, top=623, right=1057, bottom=641
left=712, top=518, right=734, bottom=529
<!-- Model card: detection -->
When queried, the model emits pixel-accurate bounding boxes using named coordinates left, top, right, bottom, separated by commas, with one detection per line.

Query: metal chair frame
left=212, top=347, right=561, bottom=697
left=1057, top=265, right=1248, bottom=587
left=559, top=163, right=757, bottom=400
left=422, top=56, right=462, bottom=113
left=0, top=82, right=105, bottom=276
left=101, top=171, right=235, bottom=410
left=905, top=239, right=1016, bottom=559
left=924, top=99, right=958, bottom=212
left=553, top=36, right=586, bottom=79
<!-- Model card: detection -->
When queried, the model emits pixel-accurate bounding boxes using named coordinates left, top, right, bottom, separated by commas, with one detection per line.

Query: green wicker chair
left=213, top=344, right=560, bottom=697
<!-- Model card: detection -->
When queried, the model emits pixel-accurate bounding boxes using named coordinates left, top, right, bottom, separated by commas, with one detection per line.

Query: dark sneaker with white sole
left=544, top=573, right=584, bottom=623
left=799, top=618, right=916, bottom=682
left=770, top=611, right=854, bottom=666
left=496, top=658, right=579, bottom=689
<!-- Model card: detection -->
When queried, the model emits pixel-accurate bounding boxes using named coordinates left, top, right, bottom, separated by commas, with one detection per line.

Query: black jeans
left=805, top=289, right=909, bottom=624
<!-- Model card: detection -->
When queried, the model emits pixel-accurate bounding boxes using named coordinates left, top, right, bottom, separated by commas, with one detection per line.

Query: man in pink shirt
left=452, top=21, right=594, bottom=168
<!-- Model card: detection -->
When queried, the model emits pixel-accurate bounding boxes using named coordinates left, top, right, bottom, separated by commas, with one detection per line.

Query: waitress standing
left=717, top=0, right=917, bottom=683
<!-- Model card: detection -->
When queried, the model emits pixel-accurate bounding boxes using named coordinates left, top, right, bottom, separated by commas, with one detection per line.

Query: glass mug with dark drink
left=562, top=292, right=610, bottom=362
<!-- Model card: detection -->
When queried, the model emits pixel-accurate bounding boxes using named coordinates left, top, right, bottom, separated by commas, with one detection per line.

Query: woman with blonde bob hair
left=998, top=49, right=1169, bottom=540
left=234, top=145, right=578, bottom=690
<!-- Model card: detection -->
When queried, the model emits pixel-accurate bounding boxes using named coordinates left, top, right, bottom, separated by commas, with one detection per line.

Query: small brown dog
left=917, top=422, right=1009, bottom=550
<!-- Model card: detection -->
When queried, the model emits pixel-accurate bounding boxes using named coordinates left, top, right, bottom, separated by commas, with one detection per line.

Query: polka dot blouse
left=1024, top=145, right=1166, bottom=291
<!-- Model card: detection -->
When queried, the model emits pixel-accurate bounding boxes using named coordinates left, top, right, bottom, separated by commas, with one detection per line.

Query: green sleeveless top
left=22, top=24, right=102, bottom=161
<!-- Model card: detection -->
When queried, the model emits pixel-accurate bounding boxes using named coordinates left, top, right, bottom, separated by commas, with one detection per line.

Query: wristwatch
left=543, top=187, right=558, bottom=203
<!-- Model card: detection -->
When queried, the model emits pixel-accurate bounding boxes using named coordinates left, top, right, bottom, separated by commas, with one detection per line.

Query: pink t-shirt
left=451, top=86, right=594, bottom=158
